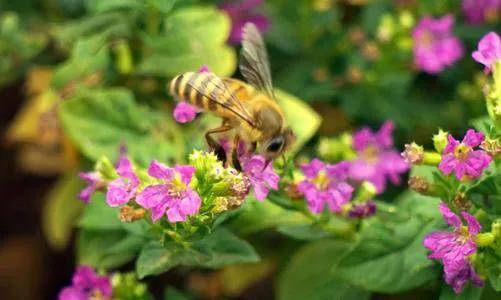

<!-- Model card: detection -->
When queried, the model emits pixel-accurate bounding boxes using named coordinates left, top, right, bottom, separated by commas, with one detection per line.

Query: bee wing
left=239, top=22, right=275, bottom=99
left=186, top=73, right=256, bottom=127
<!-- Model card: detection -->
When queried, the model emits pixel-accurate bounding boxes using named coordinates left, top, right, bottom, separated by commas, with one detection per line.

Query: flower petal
left=461, top=211, right=481, bottom=235
left=148, top=160, right=174, bottom=180
left=438, top=202, right=462, bottom=228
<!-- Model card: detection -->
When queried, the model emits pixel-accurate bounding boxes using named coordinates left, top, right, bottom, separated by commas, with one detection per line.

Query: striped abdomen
left=169, top=72, right=241, bottom=118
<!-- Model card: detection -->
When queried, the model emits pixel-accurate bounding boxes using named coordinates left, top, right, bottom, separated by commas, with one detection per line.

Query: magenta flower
left=106, top=154, right=139, bottom=207
left=78, top=172, right=103, bottom=203
left=462, top=0, right=501, bottom=25
left=349, top=121, right=409, bottom=193
left=59, top=265, right=112, bottom=300
left=423, top=202, right=484, bottom=294
left=412, top=15, right=464, bottom=74
left=297, top=159, right=354, bottom=214
left=348, top=201, right=377, bottom=219
left=241, top=154, right=280, bottom=201
left=220, top=0, right=269, bottom=44
left=472, top=32, right=501, bottom=73
left=136, top=160, right=201, bottom=223
left=173, top=102, right=198, bottom=123
left=438, top=129, right=492, bottom=180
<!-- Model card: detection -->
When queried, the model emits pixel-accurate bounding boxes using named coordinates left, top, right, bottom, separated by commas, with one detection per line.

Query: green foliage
left=136, top=228, right=259, bottom=278
left=59, top=88, right=183, bottom=166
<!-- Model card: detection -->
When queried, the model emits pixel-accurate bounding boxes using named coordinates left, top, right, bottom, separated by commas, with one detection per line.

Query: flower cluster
left=423, top=203, right=484, bottom=293
left=59, top=266, right=112, bottom=300
left=79, top=149, right=279, bottom=224
left=412, top=15, right=463, bottom=74
left=472, top=32, right=501, bottom=73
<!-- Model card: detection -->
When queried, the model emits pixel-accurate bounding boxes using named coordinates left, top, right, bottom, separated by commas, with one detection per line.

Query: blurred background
left=0, top=0, right=499, bottom=299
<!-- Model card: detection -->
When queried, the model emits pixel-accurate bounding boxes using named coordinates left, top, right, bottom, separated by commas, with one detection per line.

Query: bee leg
left=231, top=135, right=242, bottom=171
left=205, top=124, right=232, bottom=164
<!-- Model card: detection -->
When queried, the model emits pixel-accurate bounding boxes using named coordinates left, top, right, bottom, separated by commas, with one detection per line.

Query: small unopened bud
left=433, top=129, right=449, bottom=153
left=423, top=152, right=442, bottom=165
left=361, top=42, right=381, bottom=61
left=348, top=27, right=366, bottom=45
left=398, top=10, right=414, bottom=29
left=213, top=197, right=229, bottom=213
left=401, top=142, right=424, bottom=165
left=492, top=219, right=501, bottom=238
left=453, top=193, right=471, bottom=211
left=346, top=66, right=364, bottom=84
left=480, top=137, right=501, bottom=156
left=119, top=206, right=146, bottom=222
left=408, top=176, right=429, bottom=193
left=353, top=181, right=377, bottom=202
left=377, top=14, right=395, bottom=42
left=475, top=232, right=495, bottom=247
left=96, top=156, right=118, bottom=180
left=284, top=183, right=303, bottom=199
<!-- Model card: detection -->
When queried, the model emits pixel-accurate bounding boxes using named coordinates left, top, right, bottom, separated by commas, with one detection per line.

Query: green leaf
left=438, top=284, right=483, bottom=300
left=42, top=173, right=85, bottom=250
left=230, top=199, right=309, bottom=235
left=59, top=87, right=183, bottom=166
left=278, top=240, right=370, bottom=300
left=335, top=193, right=443, bottom=293
left=136, top=228, right=259, bottom=278
left=78, top=229, right=145, bottom=269
left=275, top=89, right=322, bottom=153
left=85, top=0, right=144, bottom=14
left=164, top=286, right=192, bottom=300
left=137, top=6, right=236, bottom=76
left=78, top=194, right=122, bottom=230
left=136, top=242, right=184, bottom=278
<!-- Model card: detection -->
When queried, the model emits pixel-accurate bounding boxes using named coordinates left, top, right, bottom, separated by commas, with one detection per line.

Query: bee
left=168, top=23, right=295, bottom=170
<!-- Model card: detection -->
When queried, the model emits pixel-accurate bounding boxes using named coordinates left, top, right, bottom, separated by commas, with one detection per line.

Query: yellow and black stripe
left=169, top=72, right=232, bottom=115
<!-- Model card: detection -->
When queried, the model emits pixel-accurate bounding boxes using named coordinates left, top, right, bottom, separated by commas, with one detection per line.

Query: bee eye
left=267, top=137, right=284, bottom=153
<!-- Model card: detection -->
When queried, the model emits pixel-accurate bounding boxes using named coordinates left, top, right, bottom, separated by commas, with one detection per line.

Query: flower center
left=419, top=30, right=435, bottom=48
left=455, top=225, right=471, bottom=244
left=90, top=289, right=106, bottom=300
left=362, top=145, right=379, bottom=163
left=454, top=143, right=471, bottom=161
left=168, top=174, right=187, bottom=197
left=312, top=170, right=330, bottom=190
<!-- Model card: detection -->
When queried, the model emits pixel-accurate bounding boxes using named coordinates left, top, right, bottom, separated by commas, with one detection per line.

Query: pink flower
left=472, top=32, right=501, bottom=73
left=423, top=202, right=484, bottom=294
left=106, top=154, right=139, bottom=207
left=59, top=266, right=112, bottom=300
left=349, top=121, right=409, bottom=193
left=220, top=0, right=269, bottom=44
left=412, top=15, right=464, bottom=74
left=462, top=0, right=501, bottom=25
left=136, top=161, right=201, bottom=223
left=78, top=172, right=103, bottom=203
left=297, top=159, right=354, bottom=214
left=241, top=154, right=280, bottom=201
left=438, top=129, right=492, bottom=180
left=173, top=102, right=198, bottom=123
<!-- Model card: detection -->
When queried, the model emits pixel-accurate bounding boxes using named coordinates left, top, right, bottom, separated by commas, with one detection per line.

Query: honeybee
left=168, top=23, right=295, bottom=169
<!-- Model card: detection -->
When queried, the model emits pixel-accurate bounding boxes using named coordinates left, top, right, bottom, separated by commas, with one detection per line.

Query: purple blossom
left=438, top=129, right=492, bottom=180
left=348, top=201, right=377, bottom=219
left=462, top=0, right=501, bottom=25
left=78, top=172, right=103, bottom=203
left=297, top=159, right=354, bottom=214
left=136, top=160, right=201, bottom=223
left=423, top=202, right=484, bottom=294
left=106, top=154, right=139, bottom=207
left=349, top=121, right=409, bottom=193
left=241, top=154, right=280, bottom=201
left=198, top=65, right=210, bottom=73
left=412, top=15, right=464, bottom=74
left=472, top=32, right=501, bottom=73
left=220, top=0, right=269, bottom=44
left=173, top=102, right=198, bottom=123
left=59, top=265, right=112, bottom=300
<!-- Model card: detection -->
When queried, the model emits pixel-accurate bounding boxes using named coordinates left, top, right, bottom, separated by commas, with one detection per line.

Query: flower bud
left=377, top=14, right=395, bottom=42
left=353, top=181, right=377, bottom=203
left=119, top=206, right=145, bottom=222
left=423, top=152, right=442, bottom=165
left=401, top=142, right=424, bottom=165
left=398, top=10, right=414, bottom=29
left=475, top=232, right=495, bottom=247
left=480, top=137, right=501, bottom=156
left=408, top=176, right=429, bottom=194
left=492, top=219, right=501, bottom=238
left=433, top=129, right=449, bottom=153
left=96, top=156, right=118, bottom=180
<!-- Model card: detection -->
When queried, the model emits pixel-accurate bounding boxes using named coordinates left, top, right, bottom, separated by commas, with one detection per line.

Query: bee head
left=260, top=127, right=296, bottom=161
